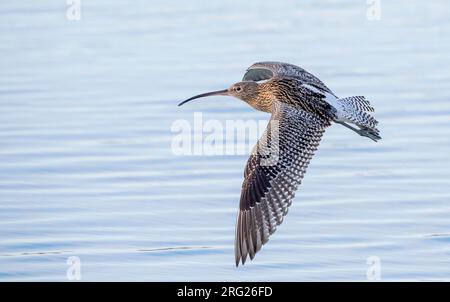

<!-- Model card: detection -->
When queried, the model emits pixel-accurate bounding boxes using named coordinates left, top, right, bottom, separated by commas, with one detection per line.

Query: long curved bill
left=178, top=89, right=228, bottom=106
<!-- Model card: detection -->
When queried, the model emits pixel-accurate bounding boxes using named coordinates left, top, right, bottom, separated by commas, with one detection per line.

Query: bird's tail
left=333, top=96, right=381, bottom=142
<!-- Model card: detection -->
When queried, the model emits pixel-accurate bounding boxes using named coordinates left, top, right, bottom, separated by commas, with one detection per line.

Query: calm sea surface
left=1, top=0, right=450, bottom=281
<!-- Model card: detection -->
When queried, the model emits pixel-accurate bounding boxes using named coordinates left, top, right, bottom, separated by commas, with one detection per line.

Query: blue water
left=1, top=0, right=450, bottom=281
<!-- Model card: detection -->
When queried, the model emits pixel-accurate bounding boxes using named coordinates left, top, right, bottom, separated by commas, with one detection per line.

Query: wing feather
left=235, top=101, right=329, bottom=266
left=243, top=61, right=335, bottom=95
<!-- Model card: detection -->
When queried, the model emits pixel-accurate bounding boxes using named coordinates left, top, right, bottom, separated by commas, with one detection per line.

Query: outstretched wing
left=242, top=61, right=335, bottom=95
left=235, top=101, right=330, bottom=266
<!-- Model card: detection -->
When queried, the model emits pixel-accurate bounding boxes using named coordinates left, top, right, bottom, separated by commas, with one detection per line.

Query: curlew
left=179, top=62, right=381, bottom=266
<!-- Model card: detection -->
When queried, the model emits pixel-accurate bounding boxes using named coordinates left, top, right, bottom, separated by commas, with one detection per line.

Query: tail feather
left=333, top=96, right=381, bottom=141
left=338, top=96, right=374, bottom=112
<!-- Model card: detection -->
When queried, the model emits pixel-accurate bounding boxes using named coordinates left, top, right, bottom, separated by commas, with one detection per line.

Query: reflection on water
left=1, top=0, right=450, bottom=281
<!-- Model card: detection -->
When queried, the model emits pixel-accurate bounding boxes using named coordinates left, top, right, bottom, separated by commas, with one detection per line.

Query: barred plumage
left=236, top=101, right=327, bottom=265
left=179, top=61, right=381, bottom=266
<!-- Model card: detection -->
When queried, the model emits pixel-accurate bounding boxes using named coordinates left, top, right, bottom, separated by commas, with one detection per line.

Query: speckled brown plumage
left=179, top=61, right=381, bottom=267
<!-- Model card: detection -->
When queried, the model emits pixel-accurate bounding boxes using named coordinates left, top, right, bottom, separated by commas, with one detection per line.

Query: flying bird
left=179, top=62, right=381, bottom=266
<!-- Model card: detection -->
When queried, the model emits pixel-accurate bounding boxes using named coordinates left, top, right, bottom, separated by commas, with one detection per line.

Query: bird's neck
left=245, top=85, right=275, bottom=113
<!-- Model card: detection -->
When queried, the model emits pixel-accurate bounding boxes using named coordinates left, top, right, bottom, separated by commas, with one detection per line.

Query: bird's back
left=259, top=77, right=334, bottom=124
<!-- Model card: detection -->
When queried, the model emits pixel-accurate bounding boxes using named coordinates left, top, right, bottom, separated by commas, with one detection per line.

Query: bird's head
left=178, top=81, right=260, bottom=106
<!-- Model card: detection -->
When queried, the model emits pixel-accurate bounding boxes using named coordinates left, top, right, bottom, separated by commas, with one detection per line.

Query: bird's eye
left=235, top=86, right=242, bottom=92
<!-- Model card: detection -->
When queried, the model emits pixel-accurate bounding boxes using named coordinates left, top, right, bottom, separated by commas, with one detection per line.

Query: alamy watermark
left=366, top=256, right=381, bottom=280
left=366, top=0, right=381, bottom=21
left=66, top=0, right=81, bottom=21
left=66, top=256, right=81, bottom=280
left=171, top=113, right=280, bottom=166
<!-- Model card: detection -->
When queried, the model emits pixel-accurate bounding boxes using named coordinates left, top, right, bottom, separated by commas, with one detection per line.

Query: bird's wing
left=235, top=101, right=329, bottom=266
left=242, top=61, right=335, bottom=95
